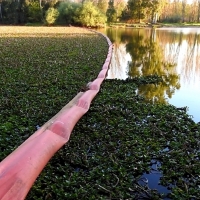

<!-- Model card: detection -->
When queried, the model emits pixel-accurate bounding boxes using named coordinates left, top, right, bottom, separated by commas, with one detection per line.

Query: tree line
left=0, top=0, right=200, bottom=26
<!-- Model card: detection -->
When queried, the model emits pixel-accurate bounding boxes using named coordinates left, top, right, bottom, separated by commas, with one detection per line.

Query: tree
left=127, top=0, right=148, bottom=23
left=114, top=0, right=126, bottom=21
left=147, top=0, right=166, bottom=23
left=74, top=1, right=106, bottom=27
left=198, top=0, right=200, bottom=22
left=97, top=0, right=108, bottom=14
left=106, top=0, right=117, bottom=22
left=27, top=0, right=42, bottom=22
left=0, top=1, right=2, bottom=22
left=182, top=0, right=187, bottom=22
left=1, top=0, right=19, bottom=24
left=45, top=7, right=59, bottom=25
left=160, top=0, right=182, bottom=23
left=57, top=1, right=79, bottom=24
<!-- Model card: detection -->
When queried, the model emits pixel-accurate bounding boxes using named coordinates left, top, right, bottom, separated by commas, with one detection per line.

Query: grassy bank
left=0, top=27, right=200, bottom=199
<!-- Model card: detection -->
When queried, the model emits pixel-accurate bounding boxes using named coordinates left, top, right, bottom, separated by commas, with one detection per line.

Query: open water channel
left=98, top=27, right=200, bottom=123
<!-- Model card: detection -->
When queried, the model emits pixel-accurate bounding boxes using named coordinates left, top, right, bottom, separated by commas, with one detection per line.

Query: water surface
left=98, top=27, right=200, bottom=123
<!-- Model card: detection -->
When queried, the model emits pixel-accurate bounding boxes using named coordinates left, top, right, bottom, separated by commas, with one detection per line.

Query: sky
left=171, top=0, right=194, bottom=4
left=187, top=0, right=194, bottom=4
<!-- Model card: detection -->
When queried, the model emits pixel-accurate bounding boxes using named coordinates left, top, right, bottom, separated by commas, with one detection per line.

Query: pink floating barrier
left=0, top=129, right=68, bottom=200
left=89, top=78, right=104, bottom=91
left=102, top=62, right=109, bottom=70
left=76, top=90, right=99, bottom=110
left=0, top=29, right=113, bottom=199
left=107, top=52, right=112, bottom=58
left=105, top=57, right=110, bottom=63
left=98, top=69, right=108, bottom=79
left=21, top=92, right=84, bottom=146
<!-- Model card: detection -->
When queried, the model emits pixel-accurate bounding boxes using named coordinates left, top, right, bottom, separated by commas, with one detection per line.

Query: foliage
left=0, top=0, right=200, bottom=24
left=1, top=0, right=19, bottom=24
left=74, top=1, right=106, bottom=27
left=114, top=0, right=126, bottom=21
left=106, top=0, right=117, bottom=23
left=45, top=7, right=59, bottom=25
left=162, top=15, right=182, bottom=24
left=97, top=0, right=108, bottom=14
left=57, top=1, right=80, bottom=24
left=27, top=0, right=42, bottom=23
left=126, top=0, right=148, bottom=22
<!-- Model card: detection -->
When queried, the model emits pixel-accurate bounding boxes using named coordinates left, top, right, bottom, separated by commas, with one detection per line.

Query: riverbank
left=108, top=22, right=200, bottom=29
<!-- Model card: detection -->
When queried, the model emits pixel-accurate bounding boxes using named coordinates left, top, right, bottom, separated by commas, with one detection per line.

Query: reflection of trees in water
left=170, top=32, right=182, bottom=64
left=158, top=30, right=200, bottom=85
left=126, top=29, right=180, bottom=103
left=108, top=43, right=129, bottom=79
left=102, top=27, right=199, bottom=104
left=183, top=33, right=200, bottom=84
left=106, top=28, right=131, bottom=79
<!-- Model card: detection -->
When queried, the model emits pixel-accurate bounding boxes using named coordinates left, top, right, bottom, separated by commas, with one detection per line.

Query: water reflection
left=98, top=27, right=200, bottom=122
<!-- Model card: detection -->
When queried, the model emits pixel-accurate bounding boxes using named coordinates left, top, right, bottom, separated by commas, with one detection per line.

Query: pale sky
left=187, top=0, right=194, bottom=4
left=171, top=0, right=194, bottom=4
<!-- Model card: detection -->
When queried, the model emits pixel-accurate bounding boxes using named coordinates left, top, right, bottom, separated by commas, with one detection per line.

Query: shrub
left=45, top=7, right=59, bottom=25
left=74, top=1, right=106, bottom=27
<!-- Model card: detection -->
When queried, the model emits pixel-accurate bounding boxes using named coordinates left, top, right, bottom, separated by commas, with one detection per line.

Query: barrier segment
left=98, top=69, right=108, bottom=79
left=0, top=30, right=113, bottom=200
left=89, top=78, right=105, bottom=91
left=0, top=94, right=86, bottom=200
left=0, top=129, right=68, bottom=200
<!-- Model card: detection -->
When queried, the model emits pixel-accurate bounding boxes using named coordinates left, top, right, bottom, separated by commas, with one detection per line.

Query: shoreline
left=107, top=23, right=200, bottom=29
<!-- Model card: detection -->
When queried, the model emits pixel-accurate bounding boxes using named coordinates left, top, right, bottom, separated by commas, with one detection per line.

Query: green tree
left=27, top=0, right=42, bottom=22
left=1, top=0, right=19, bottom=24
left=106, top=0, right=117, bottom=22
left=127, top=0, right=148, bottom=23
left=45, top=7, right=59, bottom=25
left=114, top=0, right=126, bottom=21
left=97, top=0, right=108, bottom=14
left=57, top=1, right=79, bottom=24
left=0, top=2, right=2, bottom=22
left=74, top=1, right=106, bottom=27
left=147, top=0, right=166, bottom=23
left=125, top=29, right=180, bottom=103
left=182, top=0, right=187, bottom=23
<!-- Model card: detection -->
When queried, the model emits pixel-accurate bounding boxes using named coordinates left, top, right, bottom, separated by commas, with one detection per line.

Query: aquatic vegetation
left=0, top=26, right=108, bottom=159
left=27, top=76, right=200, bottom=199
left=0, top=27, right=199, bottom=199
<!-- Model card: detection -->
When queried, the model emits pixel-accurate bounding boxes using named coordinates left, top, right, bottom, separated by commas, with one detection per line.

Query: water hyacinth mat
left=26, top=76, right=200, bottom=199
left=0, top=27, right=108, bottom=160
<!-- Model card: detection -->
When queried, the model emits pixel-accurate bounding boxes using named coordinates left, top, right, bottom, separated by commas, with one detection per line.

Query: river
left=97, top=27, right=200, bottom=123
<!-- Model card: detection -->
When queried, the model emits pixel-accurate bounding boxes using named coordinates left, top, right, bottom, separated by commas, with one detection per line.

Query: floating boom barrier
left=0, top=31, right=112, bottom=200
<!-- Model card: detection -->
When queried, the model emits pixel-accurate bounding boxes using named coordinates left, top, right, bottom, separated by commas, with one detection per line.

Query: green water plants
left=26, top=77, right=200, bottom=199
left=1, top=27, right=199, bottom=199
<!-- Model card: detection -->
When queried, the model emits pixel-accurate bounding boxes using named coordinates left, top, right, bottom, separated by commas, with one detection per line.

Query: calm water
left=98, top=27, right=200, bottom=123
